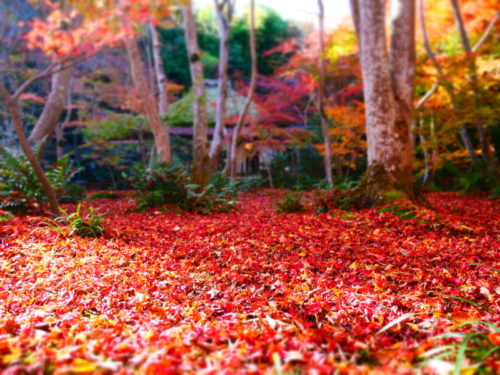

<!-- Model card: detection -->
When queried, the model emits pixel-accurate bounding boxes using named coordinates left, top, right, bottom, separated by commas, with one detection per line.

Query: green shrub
left=458, top=160, right=500, bottom=195
left=235, top=175, right=267, bottom=192
left=433, top=159, right=500, bottom=196
left=89, top=192, right=122, bottom=200
left=0, top=148, right=85, bottom=212
left=45, top=203, right=104, bottom=238
left=276, top=192, right=305, bottom=213
left=312, top=187, right=358, bottom=213
left=270, top=147, right=326, bottom=190
left=128, top=164, right=238, bottom=214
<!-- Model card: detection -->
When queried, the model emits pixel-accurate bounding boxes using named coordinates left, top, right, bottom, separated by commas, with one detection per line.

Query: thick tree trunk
left=0, top=85, right=60, bottom=215
left=28, top=65, right=72, bottom=146
left=149, top=23, right=169, bottom=117
left=358, top=0, right=416, bottom=204
left=229, top=0, right=257, bottom=178
left=184, top=0, right=210, bottom=187
left=318, top=0, right=333, bottom=185
left=210, top=0, right=233, bottom=173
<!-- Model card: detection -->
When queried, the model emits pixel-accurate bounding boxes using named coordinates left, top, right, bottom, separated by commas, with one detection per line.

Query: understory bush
left=312, top=184, right=360, bottom=213
left=270, top=147, right=326, bottom=190
left=0, top=148, right=85, bottom=212
left=129, top=164, right=238, bottom=214
left=432, top=159, right=500, bottom=197
left=45, top=203, right=104, bottom=238
left=276, top=192, right=306, bottom=213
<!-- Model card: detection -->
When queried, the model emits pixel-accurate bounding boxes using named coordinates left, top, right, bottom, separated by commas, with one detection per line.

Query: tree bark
left=449, top=0, right=493, bottom=160
left=210, top=0, right=234, bottom=173
left=28, top=64, right=73, bottom=146
left=349, top=0, right=361, bottom=43
left=119, top=13, right=171, bottom=164
left=183, top=0, right=210, bottom=187
left=0, top=84, right=60, bottom=215
left=229, top=0, right=257, bottom=178
left=122, top=34, right=172, bottom=164
left=357, top=0, right=416, bottom=204
left=149, top=23, right=169, bottom=117
left=318, top=0, right=334, bottom=185
left=389, top=0, right=416, bottom=193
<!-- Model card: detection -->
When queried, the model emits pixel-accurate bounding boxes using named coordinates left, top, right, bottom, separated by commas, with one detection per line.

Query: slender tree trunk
left=122, top=35, right=172, bottom=164
left=149, top=23, right=169, bottom=117
left=0, top=85, right=60, bottom=215
left=118, top=2, right=171, bottom=164
left=210, top=0, right=233, bottom=172
left=28, top=64, right=73, bottom=146
left=229, top=0, right=257, bottom=178
left=450, top=0, right=493, bottom=160
left=419, top=0, right=478, bottom=162
left=56, top=86, right=72, bottom=160
left=349, top=0, right=361, bottom=43
left=184, top=0, right=210, bottom=187
left=317, top=0, right=333, bottom=185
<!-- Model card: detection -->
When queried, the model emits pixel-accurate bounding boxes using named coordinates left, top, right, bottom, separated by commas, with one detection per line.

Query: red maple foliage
left=0, top=192, right=498, bottom=373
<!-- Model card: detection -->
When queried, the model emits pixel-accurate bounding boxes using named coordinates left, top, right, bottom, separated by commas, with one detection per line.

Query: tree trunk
left=119, top=4, right=171, bottom=164
left=149, top=23, right=169, bottom=117
left=28, top=64, right=73, bottom=146
left=357, top=0, right=416, bottom=205
left=349, top=0, right=361, bottom=43
left=183, top=0, right=210, bottom=187
left=0, top=85, right=60, bottom=215
left=229, top=0, right=257, bottom=178
left=210, top=0, right=233, bottom=173
left=450, top=0, right=493, bottom=160
left=56, top=87, right=72, bottom=160
left=317, top=0, right=334, bottom=186
left=388, top=0, right=416, bottom=194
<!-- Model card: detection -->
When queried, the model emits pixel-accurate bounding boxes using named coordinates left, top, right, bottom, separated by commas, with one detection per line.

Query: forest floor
left=0, top=190, right=498, bottom=374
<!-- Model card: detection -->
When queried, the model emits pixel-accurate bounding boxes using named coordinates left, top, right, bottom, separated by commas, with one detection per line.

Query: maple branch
left=418, top=0, right=477, bottom=162
left=416, top=83, right=437, bottom=109
left=472, top=11, right=499, bottom=52
left=11, top=55, right=88, bottom=100
left=416, top=10, right=498, bottom=109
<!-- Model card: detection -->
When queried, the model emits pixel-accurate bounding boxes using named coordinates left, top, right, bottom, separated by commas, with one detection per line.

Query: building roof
left=166, top=82, right=258, bottom=127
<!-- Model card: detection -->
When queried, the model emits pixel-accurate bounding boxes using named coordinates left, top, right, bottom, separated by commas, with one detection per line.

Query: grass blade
left=438, top=293, right=492, bottom=312
left=376, top=312, right=430, bottom=335
left=454, top=334, right=474, bottom=375
left=452, top=320, right=500, bottom=332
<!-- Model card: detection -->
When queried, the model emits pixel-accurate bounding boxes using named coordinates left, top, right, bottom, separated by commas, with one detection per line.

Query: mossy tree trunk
left=355, top=0, right=417, bottom=205
left=0, top=84, right=61, bottom=215
left=183, top=0, right=210, bottom=187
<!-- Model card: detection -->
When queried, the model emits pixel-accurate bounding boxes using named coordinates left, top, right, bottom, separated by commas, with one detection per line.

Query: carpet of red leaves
left=0, top=191, right=498, bottom=374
